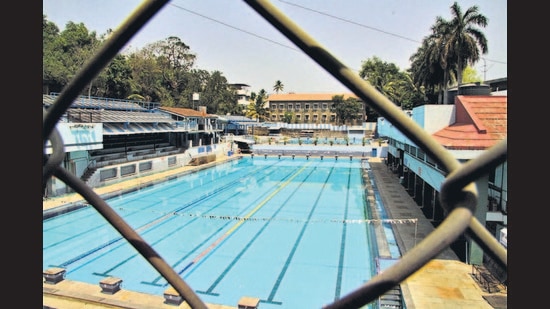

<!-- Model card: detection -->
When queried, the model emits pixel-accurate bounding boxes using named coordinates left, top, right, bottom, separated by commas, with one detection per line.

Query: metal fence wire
left=42, top=1, right=507, bottom=308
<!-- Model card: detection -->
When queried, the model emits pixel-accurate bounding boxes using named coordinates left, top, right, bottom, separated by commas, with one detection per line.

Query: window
left=322, top=103, right=328, bottom=110
left=305, top=115, right=310, bottom=122
left=416, top=148, right=426, bottom=161
left=313, top=115, right=318, bottom=122
left=313, top=103, right=318, bottom=111
left=295, top=103, right=301, bottom=110
left=322, top=115, right=327, bottom=123
left=288, top=104, right=293, bottom=110
left=305, top=104, right=310, bottom=110
left=279, top=104, right=284, bottom=110
left=489, top=169, right=496, bottom=183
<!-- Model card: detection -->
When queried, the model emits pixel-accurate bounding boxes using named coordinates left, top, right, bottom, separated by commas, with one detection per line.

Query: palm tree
left=410, top=24, right=457, bottom=104
left=273, top=80, right=284, bottom=94
left=246, top=89, right=269, bottom=122
left=256, top=89, right=269, bottom=120
left=438, top=2, right=488, bottom=98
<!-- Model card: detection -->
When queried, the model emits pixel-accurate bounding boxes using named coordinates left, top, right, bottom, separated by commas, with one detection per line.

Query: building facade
left=377, top=89, right=507, bottom=268
left=266, top=93, right=366, bottom=125
left=43, top=94, right=229, bottom=197
left=228, top=83, right=252, bottom=111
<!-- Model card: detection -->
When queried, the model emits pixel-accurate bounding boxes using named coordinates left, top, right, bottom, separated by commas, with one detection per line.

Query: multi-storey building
left=377, top=83, right=507, bottom=272
left=266, top=93, right=366, bottom=125
left=228, top=83, right=252, bottom=111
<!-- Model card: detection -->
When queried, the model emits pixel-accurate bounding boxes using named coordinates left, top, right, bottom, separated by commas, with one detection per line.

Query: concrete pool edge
left=43, top=154, right=242, bottom=214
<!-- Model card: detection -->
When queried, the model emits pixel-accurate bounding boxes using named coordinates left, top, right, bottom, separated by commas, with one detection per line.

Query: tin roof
left=159, top=106, right=216, bottom=118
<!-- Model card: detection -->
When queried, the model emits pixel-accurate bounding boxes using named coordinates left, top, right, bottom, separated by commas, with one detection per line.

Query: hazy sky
left=43, top=0, right=507, bottom=94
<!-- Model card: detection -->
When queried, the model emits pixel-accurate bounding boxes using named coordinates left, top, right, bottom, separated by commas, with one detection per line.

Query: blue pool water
left=43, top=157, right=400, bottom=308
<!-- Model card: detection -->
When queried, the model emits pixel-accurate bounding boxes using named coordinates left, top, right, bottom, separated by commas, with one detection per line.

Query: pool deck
left=43, top=154, right=507, bottom=309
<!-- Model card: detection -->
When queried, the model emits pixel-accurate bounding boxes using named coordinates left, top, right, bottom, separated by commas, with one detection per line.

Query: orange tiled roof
left=267, top=93, right=360, bottom=101
left=159, top=106, right=216, bottom=118
left=432, top=95, right=507, bottom=150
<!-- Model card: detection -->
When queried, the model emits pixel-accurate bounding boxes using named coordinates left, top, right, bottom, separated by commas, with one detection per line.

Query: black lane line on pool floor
left=195, top=162, right=316, bottom=302
left=54, top=161, right=282, bottom=273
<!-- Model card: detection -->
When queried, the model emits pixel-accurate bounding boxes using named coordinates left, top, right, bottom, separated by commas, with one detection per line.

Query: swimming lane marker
left=179, top=163, right=310, bottom=275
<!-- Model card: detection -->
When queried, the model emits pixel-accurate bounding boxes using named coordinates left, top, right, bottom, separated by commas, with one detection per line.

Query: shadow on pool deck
left=43, top=154, right=506, bottom=309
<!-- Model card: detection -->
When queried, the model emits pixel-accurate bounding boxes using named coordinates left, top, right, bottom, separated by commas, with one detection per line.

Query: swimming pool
left=43, top=157, right=400, bottom=308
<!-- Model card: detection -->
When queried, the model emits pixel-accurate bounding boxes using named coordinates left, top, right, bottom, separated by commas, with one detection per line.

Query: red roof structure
left=432, top=95, right=507, bottom=150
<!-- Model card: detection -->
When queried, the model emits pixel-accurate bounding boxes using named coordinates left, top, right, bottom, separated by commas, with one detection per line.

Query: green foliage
left=273, top=80, right=284, bottom=94
left=408, top=2, right=488, bottom=103
left=359, top=56, right=426, bottom=109
left=462, top=66, right=483, bottom=83
left=42, top=16, right=238, bottom=112
left=43, top=18, right=105, bottom=94
left=282, top=111, right=293, bottom=123
left=332, top=95, right=362, bottom=125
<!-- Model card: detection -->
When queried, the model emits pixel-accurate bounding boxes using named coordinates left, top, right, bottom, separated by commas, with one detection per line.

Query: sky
left=43, top=0, right=507, bottom=95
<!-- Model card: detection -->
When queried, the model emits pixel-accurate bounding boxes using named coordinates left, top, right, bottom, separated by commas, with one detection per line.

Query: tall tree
left=43, top=17, right=104, bottom=95
left=273, top=80, right=284, bottom=94
left=332, top=95, right=361, bottom=125
left=141, top=36, right=197, bottom=106
left=200, top=70, right=236, bottom=114
left=102, top=54, right=133, bottom=99
left=126, top=49, right=166, bottom=103
left=246, top=89, right=268, bottom=121
left=409, top=33, right=448, bottom=104
left=438, top=2, right=488, bottom=98
left=359, top=56, right=424, bottom=110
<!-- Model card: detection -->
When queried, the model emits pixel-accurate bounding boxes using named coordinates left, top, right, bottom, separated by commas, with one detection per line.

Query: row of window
left=269, top=103, right=365, bottom=111
left=270, top=103, right=331, bottom=111
left=270, top=114, right=337, bottom=122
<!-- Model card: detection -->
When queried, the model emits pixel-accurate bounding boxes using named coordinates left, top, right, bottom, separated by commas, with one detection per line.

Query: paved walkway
left=43, top=154, right=506, bottom=309
left=367, top=158, right=507, bottom=309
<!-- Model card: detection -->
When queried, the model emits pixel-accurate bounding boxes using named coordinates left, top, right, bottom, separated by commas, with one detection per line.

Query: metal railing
left=42, top=1, right=507, bottom=308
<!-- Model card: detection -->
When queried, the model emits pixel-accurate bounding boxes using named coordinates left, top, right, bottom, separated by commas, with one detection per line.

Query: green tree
left=101, top=54, right=133, bottom=99
left=142, top=36, right=197, bottom=106
left=461, top=66, right=482, bottom=83
left=254, top=89, right=269, bottom=121
left=200, top=71, right=236, bottom=114
left=245, top=102, right=259, bottom=121
left=282, top=111, right=293, bottom=123
left=409, top=33, right=450, bottom=104
left=43, top=17, right=105, bottom=95
left=43, top=15, right=64, bottom=93
left=359, top=56, right=424, bottom=110
left=332, top=95, right=361, bottom=125
left=273, top=80, right=284, bottom=93
left=126, top=49, right=166, bottom=103
left=435, top=2, right=488, bottom=102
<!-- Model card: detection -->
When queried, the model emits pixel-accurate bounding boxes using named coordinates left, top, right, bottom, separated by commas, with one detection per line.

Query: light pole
left=192, top=92, right=200, bottom=110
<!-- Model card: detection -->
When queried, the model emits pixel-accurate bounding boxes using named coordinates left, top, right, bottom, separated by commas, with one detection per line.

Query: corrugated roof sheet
left=159, top=106, right=216, bottom=118
left=432, top=95, right=507, bottom=150
left=67, top=109, right=175, bottom=123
